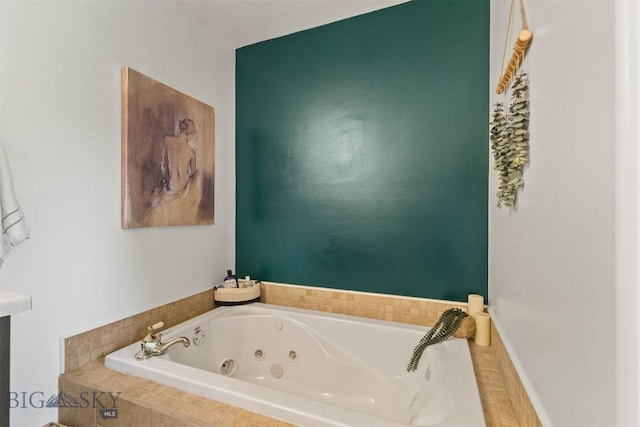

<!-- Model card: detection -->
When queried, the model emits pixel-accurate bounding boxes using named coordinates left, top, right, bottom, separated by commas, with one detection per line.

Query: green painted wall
left=236, top=0, right=489, bottom=301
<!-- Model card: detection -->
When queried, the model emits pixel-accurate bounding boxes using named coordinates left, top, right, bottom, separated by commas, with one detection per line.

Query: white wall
left=614, top=0, right=640, bottom=424
left=490, top=0, right=638, bottom=426
left=0, top=1, right=235, bottom=425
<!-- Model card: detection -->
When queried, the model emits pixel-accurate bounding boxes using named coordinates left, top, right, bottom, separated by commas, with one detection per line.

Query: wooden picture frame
left=121, top=67, right=215, bottom=228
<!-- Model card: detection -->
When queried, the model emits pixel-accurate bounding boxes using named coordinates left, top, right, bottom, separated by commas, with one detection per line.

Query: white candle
left=467, top=294, right=484, bottom=318
left=474, top=312, right=491, bottom=346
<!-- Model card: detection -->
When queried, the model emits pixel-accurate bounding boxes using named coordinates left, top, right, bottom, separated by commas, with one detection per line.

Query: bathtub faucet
left=135, top=321, right=191, bottom=360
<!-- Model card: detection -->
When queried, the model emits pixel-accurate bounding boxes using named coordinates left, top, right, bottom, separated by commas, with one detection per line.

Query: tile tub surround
left=60, top=281, right=537, bottom=426
left=259, top=281, right=470, bottom=326
left=490, top=323, right=542, bottom=427
left=59, top=360, right=294, bottom=427
left=63, top=290, right=214, bottom=372
left=470, top=342, right=519, bottom=426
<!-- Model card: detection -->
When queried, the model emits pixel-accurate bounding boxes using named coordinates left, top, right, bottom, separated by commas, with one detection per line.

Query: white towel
left=0, top=144, right=29, bottom=267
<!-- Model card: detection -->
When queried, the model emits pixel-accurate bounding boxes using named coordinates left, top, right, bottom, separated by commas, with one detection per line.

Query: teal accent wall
left=236, top=0, right=489, bottom=301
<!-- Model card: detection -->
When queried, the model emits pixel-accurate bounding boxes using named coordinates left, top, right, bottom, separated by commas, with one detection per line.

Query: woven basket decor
left=453, top=314, right=476, bottom=339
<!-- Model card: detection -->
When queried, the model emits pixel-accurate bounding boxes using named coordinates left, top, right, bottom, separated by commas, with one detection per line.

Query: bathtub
left=105, top=303, right=484, bottom=426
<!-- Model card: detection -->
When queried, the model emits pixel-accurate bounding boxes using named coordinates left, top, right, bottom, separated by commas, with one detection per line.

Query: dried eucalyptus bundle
left=490, top=102, right=510, bottom=205
left=508, top=72, right=530, bottom=194
left=490, top=72, right=530, bottom=208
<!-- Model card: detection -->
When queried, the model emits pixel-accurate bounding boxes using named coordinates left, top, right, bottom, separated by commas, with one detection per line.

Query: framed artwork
left=121, top=67, right=215, bottom=228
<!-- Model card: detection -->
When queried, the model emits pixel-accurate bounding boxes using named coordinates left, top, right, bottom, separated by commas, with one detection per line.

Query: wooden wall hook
left=496, top=30, right=533, bottom=94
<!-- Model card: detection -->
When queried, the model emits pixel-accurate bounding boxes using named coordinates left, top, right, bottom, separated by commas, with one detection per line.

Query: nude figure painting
left=121, top=67, right=215, bottom=228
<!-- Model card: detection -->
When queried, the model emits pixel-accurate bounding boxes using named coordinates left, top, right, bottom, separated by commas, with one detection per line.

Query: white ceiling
left=177, top=0, right=409, bottom=48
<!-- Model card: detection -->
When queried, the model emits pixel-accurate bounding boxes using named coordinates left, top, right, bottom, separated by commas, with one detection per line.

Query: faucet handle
left=150, top=321, right=164, bottom=331
left=143, top=321, right=165, bottom=342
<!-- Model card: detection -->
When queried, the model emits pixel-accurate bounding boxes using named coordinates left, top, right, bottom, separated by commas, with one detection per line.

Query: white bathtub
left=105, top=303, right=484, bottom=426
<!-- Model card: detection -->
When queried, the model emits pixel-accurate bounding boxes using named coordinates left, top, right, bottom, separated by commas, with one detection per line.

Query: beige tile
left=65, top=356, right=79, bottom=372
left=58, top=378, right=96, bottom=427
left=89, top=333, right=103, bottom=352
left=90, top=348, right=103, bottom=361
left=490, top=324, right=541, bottom=427
left=150, top=409, right=199, bottom=426
left=469, top=341, right=519, bottom=426
left=65, top=338, right=78, bottom=358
